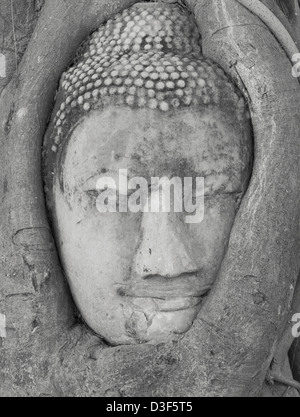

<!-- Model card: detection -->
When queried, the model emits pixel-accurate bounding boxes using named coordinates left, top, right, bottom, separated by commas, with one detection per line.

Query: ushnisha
left=44, top=2, right=246, bottom=157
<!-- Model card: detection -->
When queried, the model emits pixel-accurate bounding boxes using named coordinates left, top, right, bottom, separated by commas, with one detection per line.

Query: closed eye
left=85, top=188, right=137, bottom=199
left=86, top=189, right=99, bottom=198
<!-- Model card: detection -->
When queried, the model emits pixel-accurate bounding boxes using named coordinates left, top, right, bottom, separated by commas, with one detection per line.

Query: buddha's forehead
left=60, top=106, right=251, bottom=194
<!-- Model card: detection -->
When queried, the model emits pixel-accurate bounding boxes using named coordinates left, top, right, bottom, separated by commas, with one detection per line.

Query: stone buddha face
left=43, top=2, right=253, bottom=345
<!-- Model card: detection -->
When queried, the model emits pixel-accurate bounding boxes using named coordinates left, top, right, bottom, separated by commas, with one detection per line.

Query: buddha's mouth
left=150, top=296, right=204, bottom=312
left=114, top=278, right=211, bottom=312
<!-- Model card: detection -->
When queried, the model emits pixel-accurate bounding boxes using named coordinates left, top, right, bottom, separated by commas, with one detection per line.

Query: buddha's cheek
left=52, top=189, right=143, bottom=344
left=188, top=195, right=238, bottom=283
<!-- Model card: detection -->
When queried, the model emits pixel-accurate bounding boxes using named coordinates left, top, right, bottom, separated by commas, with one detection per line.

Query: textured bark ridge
left=0, top=0, right=299, bottom=397
left=0, top=0, right=45, bottom=95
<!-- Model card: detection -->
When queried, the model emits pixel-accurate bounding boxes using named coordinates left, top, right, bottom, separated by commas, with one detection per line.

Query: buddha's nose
left=132, top=210, right=199, bottom=280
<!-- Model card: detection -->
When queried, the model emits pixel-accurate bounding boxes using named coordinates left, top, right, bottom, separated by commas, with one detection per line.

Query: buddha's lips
left=138, top=296, right=204, bottom=313
left=115, top=279, right=211, bottom=300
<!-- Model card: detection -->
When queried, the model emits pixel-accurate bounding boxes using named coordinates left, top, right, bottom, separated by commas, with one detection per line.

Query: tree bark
left=0, top=0, right=299, bottom=397
left=0, top=0, right=45, bottom=95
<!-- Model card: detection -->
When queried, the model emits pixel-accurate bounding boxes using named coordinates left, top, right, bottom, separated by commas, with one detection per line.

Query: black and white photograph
left=0, top=0, right=300, bottom=399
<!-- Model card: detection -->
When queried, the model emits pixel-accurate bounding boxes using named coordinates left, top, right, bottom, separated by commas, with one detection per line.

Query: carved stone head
left=43, top=2, right=253, bottom=345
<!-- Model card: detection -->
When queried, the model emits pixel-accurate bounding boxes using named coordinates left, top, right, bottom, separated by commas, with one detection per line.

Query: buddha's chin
left=86, top=297, right=203, bottom=346
left=138, top=305, right=202, bottom=344
left=116, top=298, right=203, bottom=345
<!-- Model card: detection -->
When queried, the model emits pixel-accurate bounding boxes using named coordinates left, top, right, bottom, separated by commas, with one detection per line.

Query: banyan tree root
left=236, top=0, right=299, bottom=60
left=234, top=3, right=300, bottom=385
left=266, top=276, right=300, bottom=391
left=230, top=0, right=300, bottom=390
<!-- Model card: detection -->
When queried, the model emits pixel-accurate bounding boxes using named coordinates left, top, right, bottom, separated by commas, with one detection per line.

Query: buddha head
left=43, top=2, right=253, bottom=345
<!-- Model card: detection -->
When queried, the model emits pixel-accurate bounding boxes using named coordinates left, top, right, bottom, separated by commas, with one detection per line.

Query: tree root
left=269, top=373, right=300, bottom=391
left=267, top=306, right=300, bottom=392
left=236, top=0, right=299, bottom=60
left=267, top=358, right=300, bottom=392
